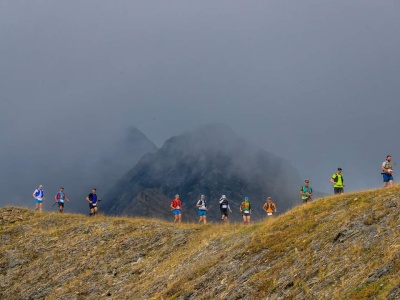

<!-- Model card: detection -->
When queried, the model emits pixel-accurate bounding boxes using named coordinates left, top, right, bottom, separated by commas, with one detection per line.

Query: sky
left=1, top=0, right=400, bottom=209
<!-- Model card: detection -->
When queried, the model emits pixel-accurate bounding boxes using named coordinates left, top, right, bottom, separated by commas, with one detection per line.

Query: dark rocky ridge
left=104, top=123, right=303, bottom=221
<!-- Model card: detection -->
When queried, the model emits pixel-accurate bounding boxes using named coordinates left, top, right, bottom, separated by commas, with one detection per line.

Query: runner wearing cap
left=300, top=179, right=313, bottom=204
left=219, top=195, right=232, bottom=222
left=330, top=168, right=345, bottom=194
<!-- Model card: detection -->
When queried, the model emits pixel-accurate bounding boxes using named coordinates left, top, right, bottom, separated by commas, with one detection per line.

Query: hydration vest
left=264, top=202, right=275, bottom=213
left=220, top=199, right=229, bottom=209
left=332, top=174, right=344, bottom=187
left=241, top=201, right=251, bottom=211
left=35, top=189, right=44, bottom=198
left=56, top=192, right=65, bottom=202
left=197, top=199, right=207, bottom=210
left=384, top=160, right=393, bottom=170
left=301, top=186, right=312, bottom=200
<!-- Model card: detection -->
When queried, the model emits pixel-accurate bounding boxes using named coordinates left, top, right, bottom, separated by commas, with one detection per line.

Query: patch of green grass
left=345, top=280, right=386, bottom=299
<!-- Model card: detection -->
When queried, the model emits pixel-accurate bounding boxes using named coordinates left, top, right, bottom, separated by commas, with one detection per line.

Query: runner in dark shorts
left=55, top=187, right=69, bottom=213
left=86, top=188, right=98, bottom=216
left=240, top=196, right=251, bottom=225
left=219, top=195, right=232, bottom=222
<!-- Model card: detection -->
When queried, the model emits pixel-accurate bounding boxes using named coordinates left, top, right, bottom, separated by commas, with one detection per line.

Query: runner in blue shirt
left=86, top=188, right=99, bottom=216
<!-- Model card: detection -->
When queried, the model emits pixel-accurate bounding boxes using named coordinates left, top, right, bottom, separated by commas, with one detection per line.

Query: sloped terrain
left=0, top=186, right=399, bottom=299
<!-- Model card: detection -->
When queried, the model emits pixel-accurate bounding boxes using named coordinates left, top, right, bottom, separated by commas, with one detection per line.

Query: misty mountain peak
left=163, top=123, right=246, bottom=155
left=105, top=123, right=302, bottom=220
left=123, top=126, right=157, bottom=153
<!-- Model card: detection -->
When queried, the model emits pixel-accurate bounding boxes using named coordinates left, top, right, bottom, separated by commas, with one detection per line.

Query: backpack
left=332, top=174, right=344, bottom=183
left=264, top=202, right=274, bottom=210
left=383, top=161, right=393, bottom=172
left=196, top=199, right=206, bottom=209
left=301, top=186, right=312, bottom=194
left=241, top=201, right=250, bottom=211
left=35, top=189, right=44, bottom=198
left=220, top=199, right=229, bottom=208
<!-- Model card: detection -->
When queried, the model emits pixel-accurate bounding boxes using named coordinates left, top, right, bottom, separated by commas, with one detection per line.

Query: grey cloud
left=1, top=0, right=399, bottom=211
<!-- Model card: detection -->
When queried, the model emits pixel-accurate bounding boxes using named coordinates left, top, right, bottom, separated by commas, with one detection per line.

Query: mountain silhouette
left=87, top=126, right=158, bottom=187
left=46, top=126, right=157, bottom=214
left=103, top=123, right=303, bottom=221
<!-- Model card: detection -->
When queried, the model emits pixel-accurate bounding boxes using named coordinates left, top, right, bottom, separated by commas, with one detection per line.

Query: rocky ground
left=0, top=186, right=399, bottom=299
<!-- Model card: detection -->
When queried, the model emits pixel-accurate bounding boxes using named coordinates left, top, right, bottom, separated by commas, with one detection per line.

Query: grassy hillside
left=1, top=186, right=399, bottom=299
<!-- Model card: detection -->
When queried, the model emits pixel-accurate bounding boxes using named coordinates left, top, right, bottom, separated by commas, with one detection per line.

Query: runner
left=170, top=194, right=182, bottom=224
left=86, top=188, right=99, bottom=216
left=381, top=155, right=394, bottom=188
left=54, top=187, right=69, bottom=213
left=219, top=195, right=232, bottom=222
left=330, top=168, right=345, bottom=194
left=196, top=195, right=207, bottom=224
left=32, top=185, right=45, bottom=212
left=300, top=179, right=313, bottom=204
left=262, top=196, right=277, bottom=217
left=240, top=196, right=251, bottom=225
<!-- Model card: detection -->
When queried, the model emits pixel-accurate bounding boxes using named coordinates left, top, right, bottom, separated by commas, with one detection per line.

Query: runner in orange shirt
left=262, top=197, right=277, bottom=217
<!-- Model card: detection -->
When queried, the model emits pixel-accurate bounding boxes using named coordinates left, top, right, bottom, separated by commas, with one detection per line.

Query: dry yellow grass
left=0, top=186, right=399, bottom=299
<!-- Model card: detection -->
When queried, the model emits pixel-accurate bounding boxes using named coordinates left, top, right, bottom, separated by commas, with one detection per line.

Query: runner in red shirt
left=170, top=194, right=182, bottom=224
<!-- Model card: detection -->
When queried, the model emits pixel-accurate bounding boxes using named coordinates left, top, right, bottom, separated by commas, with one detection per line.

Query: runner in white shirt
left=32, top=185, right=45, bottom=212
left=196, top=195, right=207, bottom=224
left=381, top=155, right=394, bottom=188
